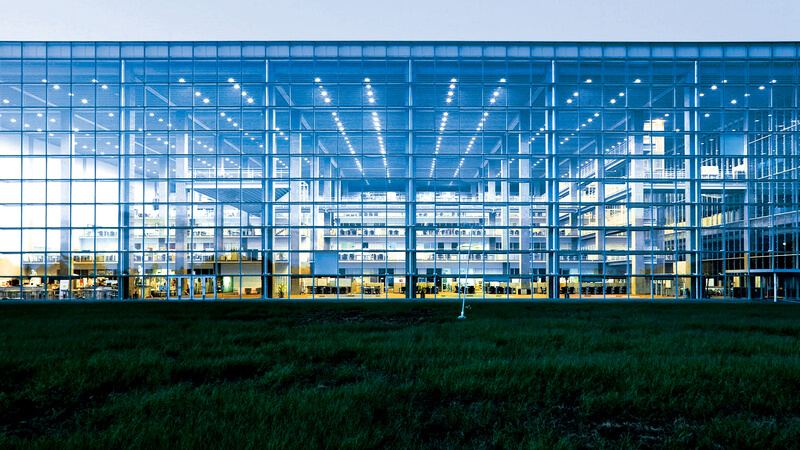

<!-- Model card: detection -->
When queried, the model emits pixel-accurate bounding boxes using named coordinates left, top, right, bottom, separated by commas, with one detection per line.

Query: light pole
left=458, top=223, right=476, bottom=319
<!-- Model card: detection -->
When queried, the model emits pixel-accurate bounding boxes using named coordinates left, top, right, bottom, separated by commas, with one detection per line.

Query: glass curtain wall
left=0, top=42, right=797, bottom=300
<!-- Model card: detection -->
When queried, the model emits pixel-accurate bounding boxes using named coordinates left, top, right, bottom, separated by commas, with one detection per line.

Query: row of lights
left=564, top=79, right=779, bottom=107
left=319, top=77, right=371, bottom=182
left=365, top=78, right=389, bottom=178
left=452, top=79, right=506, bottom=180
left=701, top=79, right=777, bottom=105
left=430, top=78, right=459, bottom=177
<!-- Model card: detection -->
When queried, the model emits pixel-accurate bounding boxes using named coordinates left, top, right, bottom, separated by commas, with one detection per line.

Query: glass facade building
left=0, top=41, right=798, bottom=300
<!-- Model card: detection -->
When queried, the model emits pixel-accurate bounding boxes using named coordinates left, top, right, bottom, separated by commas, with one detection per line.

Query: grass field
left=2, top=300, right=800, bottom=448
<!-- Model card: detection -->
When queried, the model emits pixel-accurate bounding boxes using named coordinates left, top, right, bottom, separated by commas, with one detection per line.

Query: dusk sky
left=0, top=0, right=798, bottom=42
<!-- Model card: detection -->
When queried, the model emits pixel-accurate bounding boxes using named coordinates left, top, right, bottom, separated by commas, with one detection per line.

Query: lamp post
left=458, top=223, right=476, bottom=319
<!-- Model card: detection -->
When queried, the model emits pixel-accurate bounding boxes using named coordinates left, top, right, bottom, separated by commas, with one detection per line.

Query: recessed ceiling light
left=178, top=78, right=186, bottom=83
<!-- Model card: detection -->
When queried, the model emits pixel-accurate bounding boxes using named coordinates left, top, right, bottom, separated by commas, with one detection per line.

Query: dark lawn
left=2, top=301, right=800, bottom=448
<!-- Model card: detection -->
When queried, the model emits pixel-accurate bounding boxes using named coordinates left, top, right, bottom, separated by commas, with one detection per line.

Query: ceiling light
left=619, top=92, right=625, bottom=96
left=500, top=78, right=506, bottom=82
left=759, top=86, right=765, bottom=90
left=610, top=99, right=616, bottom=104
left=364, top=78, right=370, bottom=82
left=711, top=85, right=717, bottom=90
left=53, top=85, right=60, bottom=90
left=573, top=92, right=579, bottom=97
left=203, top=98, right=210, bottom=103
left=585, top=79, right=592, bottom=83
left=178, top=78, right=186, bottom=83
left=634, top=78, right=641, bottom=83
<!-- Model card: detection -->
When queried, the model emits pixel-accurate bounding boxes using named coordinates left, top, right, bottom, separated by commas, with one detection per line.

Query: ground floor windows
left=2, top=273, right=797, bottom=300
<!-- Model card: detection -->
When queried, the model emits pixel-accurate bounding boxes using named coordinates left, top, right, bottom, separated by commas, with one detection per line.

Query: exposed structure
left=0, top=41, right=797, bottom=300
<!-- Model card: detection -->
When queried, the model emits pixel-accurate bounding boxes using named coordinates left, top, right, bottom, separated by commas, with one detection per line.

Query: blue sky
left=0, top=0, right=797, bottom=42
